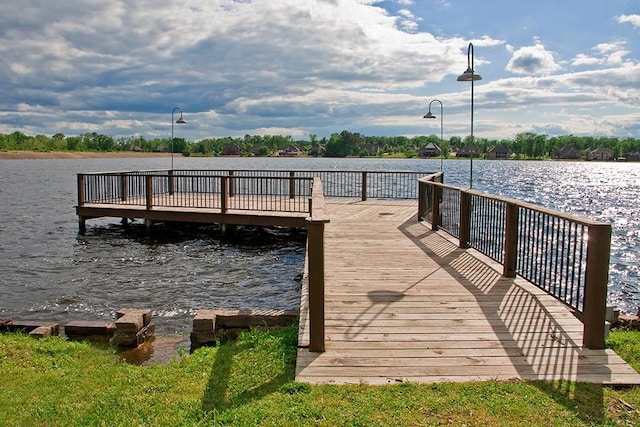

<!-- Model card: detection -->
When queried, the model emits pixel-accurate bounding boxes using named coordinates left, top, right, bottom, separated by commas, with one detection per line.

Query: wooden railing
left=78, top=169, right=429, bottom=211
left=418, top=174, right=611, bottom=349
left=78, top=171, right=313, bottom=214
left=169, top=169, right=426, bottom=200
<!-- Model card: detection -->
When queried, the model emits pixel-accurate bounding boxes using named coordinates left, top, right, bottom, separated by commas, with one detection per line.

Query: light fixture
left=457, top=42, right=482, bottom=188
left=423, top=99, right=444, bottom=172
left=171, top=107, right=186, bottom=170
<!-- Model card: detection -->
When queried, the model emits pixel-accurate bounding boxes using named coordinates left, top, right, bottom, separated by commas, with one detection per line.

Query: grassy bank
left=1, top=326, right=640, bottom=426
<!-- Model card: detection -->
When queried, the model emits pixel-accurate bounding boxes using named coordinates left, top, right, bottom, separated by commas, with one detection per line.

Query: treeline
left=1, top=130, right=640, bottom=159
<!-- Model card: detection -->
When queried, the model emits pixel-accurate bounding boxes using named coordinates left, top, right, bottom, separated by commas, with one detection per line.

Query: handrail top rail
left=79, top=169, right=432, bottom=176
left=421, top=177, right=609, bottom=228
left=309, top=177, right=330, bottom=223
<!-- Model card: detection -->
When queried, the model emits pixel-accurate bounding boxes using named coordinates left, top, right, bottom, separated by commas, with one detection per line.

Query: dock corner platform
left=296, top=199, right=640, bottom=386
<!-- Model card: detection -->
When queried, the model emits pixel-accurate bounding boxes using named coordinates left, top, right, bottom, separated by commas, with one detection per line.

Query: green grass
left=1, top=326, right=640, bottom=426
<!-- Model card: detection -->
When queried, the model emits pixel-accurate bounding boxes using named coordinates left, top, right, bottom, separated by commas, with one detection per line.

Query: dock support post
left=307, top=220, right=326, bottom=353
left=145, top=219, right=153, bottom=236
left=79, top=216, right=86, bottom=235
left=583, top=224, right=611, bottom=349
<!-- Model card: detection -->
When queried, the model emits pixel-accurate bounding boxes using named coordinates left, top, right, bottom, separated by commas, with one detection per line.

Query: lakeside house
left=456, top=145, right=481, bottom=158
left=418, top=143, right=441, bottom=158
left=588, top=147, right=615, bottom=161
left=222, top=143, right=242, bottom=156
left=278, top=145, right=302, bottom=156
left=551, top=145, right=582, bottom=160
left=487, top=144, right=514, bottom=160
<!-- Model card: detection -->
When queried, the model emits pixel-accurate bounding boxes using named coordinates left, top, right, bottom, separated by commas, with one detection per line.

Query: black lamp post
left=456, top=43, right=482, bottom=188
left=171, top=107, right=186, bottom=170
left=423, top=99, right=444, bottom=172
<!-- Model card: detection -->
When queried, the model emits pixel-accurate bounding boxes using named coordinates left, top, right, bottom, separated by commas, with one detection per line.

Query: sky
left=1, top=0, right=639, bottom=142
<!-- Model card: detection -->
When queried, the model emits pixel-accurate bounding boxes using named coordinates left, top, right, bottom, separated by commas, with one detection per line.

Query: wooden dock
left=296, top=199, right=640, bottom=385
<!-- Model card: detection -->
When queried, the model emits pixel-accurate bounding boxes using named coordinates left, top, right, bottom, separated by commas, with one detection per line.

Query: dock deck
left=296, top=199, right=640, bottom=385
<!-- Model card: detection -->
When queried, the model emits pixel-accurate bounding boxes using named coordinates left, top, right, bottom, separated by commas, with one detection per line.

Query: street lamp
left=423, top=99, right=444, bottom=172
left=171, top=107, right=187, bottom=170
left=456, top=42, right=482, bottom=188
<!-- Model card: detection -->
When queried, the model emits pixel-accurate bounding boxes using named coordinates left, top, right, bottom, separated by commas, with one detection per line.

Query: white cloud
left=0, top=0, right=638, bottom=140
left=397, top=8, right=421, bottom=32
left=505, top=42, right=561, bottom=75
left=617, top=14, right=640, bottom=28
left=572, top=42, right=630, bottom=66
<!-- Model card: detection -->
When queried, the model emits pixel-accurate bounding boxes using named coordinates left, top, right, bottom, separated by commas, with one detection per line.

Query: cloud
left=505, top=42, right=561, bottom=75
left=572, top=42, right=630, bottom=66
left=616, top=14, right=640, bottom=28
left=1, top=0, right=479, bottom=138
left=0, top=0, right=637, bottom=141
left=397, top=8, right=421, bottom=32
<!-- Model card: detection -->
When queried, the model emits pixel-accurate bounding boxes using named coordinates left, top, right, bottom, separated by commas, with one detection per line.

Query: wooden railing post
left=228, top=170, right=235, bottom=197
left=77, top=174, right=85, bottom=207
left=583, top=224, right=611, bottom=349
left=307, top=177, right=330, bottom=353
left=503, top=202, right=518, bottom=277
left=145, top=175, right=153, bottom=210
left=168, top=170, right=174, bottom=195
left=307, top=220, right=325, bottom=353
left=459, top=191, right=471, bottom=248
left=431, top=183, right=441, bottom=231
left=120, top=173, right=128, bottom=202
left=221, top=176, right=228, bottom=213
left=418, top=180, right=427, bottom=220
left=289, top=171, right=296, bottom=199
left=361, top=172, right=367, bottom=201
left=77, top=174, right=86, bottom=234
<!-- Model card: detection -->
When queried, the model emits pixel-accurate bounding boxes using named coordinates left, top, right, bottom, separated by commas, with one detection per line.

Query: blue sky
left=1, top=0, right=639, bottom=141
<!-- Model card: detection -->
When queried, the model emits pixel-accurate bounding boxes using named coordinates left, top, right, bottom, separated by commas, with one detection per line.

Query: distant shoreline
left=0, top=151, right=172, bottom=160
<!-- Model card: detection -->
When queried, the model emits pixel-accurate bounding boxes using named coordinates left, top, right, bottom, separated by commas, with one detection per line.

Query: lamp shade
left=457, top=67, right=482, bottom=82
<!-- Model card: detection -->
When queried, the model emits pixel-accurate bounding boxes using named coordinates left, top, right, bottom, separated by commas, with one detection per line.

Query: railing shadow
left=398, top=217, right=606, bottom=423
left=201, top=331, right=295, bottom=414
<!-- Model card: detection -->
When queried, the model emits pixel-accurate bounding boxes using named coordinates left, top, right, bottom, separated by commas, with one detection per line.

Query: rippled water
left=0, top=157, right=638, bottom=336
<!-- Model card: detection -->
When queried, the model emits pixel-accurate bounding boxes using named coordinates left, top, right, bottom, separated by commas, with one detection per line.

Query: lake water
left=1, top=156, right=638, bottom=336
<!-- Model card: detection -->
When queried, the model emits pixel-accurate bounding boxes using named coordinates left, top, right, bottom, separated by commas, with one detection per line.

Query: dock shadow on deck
left=296, top=199, right=640, bottom=385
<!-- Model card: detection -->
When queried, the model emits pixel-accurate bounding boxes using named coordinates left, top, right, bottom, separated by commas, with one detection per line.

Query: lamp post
left=456, top=42, right=482, bottom=188
left=171, top=107, right=187, bottom=170
left=423, top=99, right=444, bottom=172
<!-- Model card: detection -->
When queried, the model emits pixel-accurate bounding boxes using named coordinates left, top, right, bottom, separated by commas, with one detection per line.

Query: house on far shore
left=154, top=145, right=169, bottom=153
left=551, top=145, right=581, bottom=160
left=456, top=145, right=481, bottom=158
left=487, top=144, right=513, bottom=160
left=625, top=152, right=640, bottom=161
left=222, top=143, right=242, bottom=156
left=308, top=144, right=325, bottom=157
left=278, top=145, right=301, bottom=156
left=588, top=147, right=615, bottom=161
left=418, top=142, right=441, bottom=158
